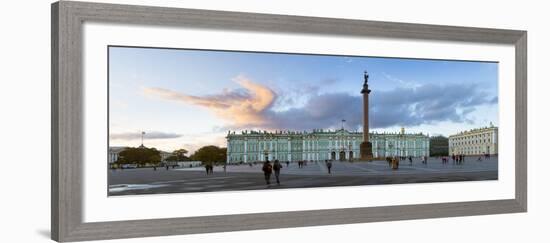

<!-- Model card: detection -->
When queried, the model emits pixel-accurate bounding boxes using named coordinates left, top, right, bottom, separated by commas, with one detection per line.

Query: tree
left=117, top=147, right=161, bottom=165
left=190, top=145, right=227, bottom=165
left=165, top=148, right=190, bottom=161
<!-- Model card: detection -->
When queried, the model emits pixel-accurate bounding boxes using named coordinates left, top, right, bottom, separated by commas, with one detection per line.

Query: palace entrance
left=331, top=151, right=336, bottom=160
left=339, top=151, right=346, bottom=161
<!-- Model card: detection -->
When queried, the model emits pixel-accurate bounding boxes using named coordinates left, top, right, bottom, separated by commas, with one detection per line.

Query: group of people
left=204, top=163, right=214, bottom=175
left=385, top=156, right=400, bottom=170
left=451, top=154, right=466, bottom=164
left=262, top=160, right=283, bottom=185
left=385, top=155, right=430, bottom=170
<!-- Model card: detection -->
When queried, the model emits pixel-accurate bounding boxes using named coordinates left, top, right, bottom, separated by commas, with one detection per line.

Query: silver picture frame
left=51, top=1, right=527, bottom=242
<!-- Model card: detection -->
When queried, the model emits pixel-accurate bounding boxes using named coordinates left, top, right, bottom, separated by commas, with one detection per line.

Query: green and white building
left=226, top=128, right=429, bottom=164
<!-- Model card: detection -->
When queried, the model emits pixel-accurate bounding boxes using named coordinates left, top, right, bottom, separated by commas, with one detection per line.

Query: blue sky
left=109, top=46, right=498, bottom=153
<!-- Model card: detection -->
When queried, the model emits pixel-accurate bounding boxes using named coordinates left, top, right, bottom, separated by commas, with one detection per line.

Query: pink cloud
left=142, top=75, right=276, bottom=127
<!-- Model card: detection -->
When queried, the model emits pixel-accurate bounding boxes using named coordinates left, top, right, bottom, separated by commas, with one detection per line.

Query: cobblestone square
left=109, top=156, right=497, bottom=196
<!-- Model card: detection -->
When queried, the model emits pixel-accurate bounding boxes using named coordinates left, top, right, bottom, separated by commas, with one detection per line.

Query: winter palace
left=226, top=127, right=430, bottom=164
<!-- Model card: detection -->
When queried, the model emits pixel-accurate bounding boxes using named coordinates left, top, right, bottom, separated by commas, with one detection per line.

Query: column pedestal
left=360, top=141, right=373, bottom=160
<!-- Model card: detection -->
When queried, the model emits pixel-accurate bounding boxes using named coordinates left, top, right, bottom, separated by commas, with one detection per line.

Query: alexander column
left=360, top=71, right=373, bottom=160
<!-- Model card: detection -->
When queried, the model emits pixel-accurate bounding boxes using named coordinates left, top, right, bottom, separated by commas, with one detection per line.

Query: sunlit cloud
left=142, top=75, right=276, bottom=127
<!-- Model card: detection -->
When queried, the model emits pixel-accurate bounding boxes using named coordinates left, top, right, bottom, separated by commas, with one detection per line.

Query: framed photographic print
left=52, top=1, right=527, bottom=242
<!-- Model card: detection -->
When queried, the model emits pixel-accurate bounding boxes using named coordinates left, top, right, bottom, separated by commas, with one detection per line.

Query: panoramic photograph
left=107, top=46, right=499, bottom=196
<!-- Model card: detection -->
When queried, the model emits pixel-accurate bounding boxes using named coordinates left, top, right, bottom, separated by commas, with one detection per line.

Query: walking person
left=326, top=160, right=333, bottom=174
left=273, top=160, right=282, bottom=185
left=262, top=160, right=273, bottom=185
left=408, top=156, right=413, bottom=165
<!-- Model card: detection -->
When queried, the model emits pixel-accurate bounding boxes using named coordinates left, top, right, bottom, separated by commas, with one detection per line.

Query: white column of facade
left=344, top=139, right=348, bottom=160
left=244, top=139, right=248, bottom=163
left=315, top=139, right=319, bottom=161
left=308, top=139, right=311, bottom=160
left=269, top=139, right=273, bottom=161
left=336, top=139, right=340, bottom=160
left=275, top=139, right=278, bottom=160
left=287, top=139, right=291, bottom=161
left=302, top=138, right=306, bottom=160
left=426, top=139, right=430, bottom=157
left=262, top=140, right=266, bottom=161
left=227, top=140, right=231, bottom=163
left=414, top=140, right=417, bottom=157
left=385, top=140, right=388, bottom=157
left=258, top=139, right=261, bottom=162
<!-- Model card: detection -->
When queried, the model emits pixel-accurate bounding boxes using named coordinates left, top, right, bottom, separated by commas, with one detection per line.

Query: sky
left=108, top=46, right=499, bottom=153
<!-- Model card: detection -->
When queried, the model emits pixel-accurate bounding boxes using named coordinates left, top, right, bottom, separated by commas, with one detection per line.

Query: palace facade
left=448, top=124, right=498, bottom=156
left=226, top=128, right=430, bottom=164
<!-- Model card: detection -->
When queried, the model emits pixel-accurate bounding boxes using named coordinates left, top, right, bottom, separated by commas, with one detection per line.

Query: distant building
left=226, top=127, right=429, bottom=164
left=429, top=135, right=449, bottom=156
left=175, top=161, right=202, bottom=168
left=108, top=146, right=171, bottom=164
left=449, top=123, right=498, bottom=156
left=159, top=151, right=171, bottom=161
left=108, top=146, right=127, bottom=164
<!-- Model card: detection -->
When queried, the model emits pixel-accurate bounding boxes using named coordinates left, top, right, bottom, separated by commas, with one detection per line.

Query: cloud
left=143, top=75, right=275, bottom=127
left=142, top=75, right=497, bottom=131
left=368, top=83, right=496, bottom=128
left=110, top=131, right=183, bottom=140
left=382, top=72, right=421, bottom=89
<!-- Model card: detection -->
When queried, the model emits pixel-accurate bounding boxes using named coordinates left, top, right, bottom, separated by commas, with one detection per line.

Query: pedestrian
left=391, top=157, right=399, bottom=170
left=205, top=164, right=209, bottom=175
left=153, top=166, right=156, bottom=171
left=286, top=161, right=290, bottom=167
left=326, top=160, right=333, bottom=174
left=273, top=160, right=282, bottom=185
left=262, top=160, right=273, bottom=185
left=408, top=156, right=413, bottom=165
